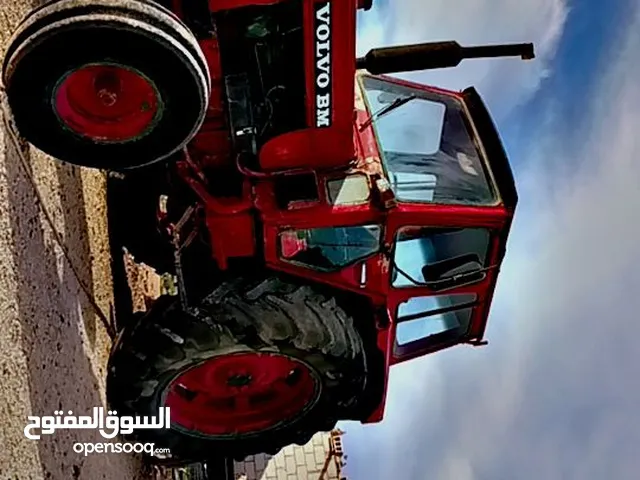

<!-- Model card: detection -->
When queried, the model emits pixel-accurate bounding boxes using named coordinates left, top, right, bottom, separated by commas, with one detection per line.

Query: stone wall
left=0, top=2, right=149, bottom=477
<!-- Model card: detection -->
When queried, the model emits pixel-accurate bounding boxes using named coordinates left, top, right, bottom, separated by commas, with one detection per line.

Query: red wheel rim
left=53, top=63, right=161, bottom=143
left=164, top=352, right=319, bottom=435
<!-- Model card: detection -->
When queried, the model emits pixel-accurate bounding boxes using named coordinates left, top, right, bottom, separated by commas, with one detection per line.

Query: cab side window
left=279, top=225, right=381, bottom=272
left=392, top=227, right=490, bottom=288
left=395, top=294, right=477, bottom=346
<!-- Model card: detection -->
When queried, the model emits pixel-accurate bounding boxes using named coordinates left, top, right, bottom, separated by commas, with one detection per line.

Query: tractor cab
left=275, top=42, right=528, bottom=371
left=356, top=71, right=517, bottom=364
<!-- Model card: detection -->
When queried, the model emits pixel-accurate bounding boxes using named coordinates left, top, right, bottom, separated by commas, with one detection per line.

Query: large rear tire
left=2, top=0, right=210, bottom=170
left=107, top=277, right=367, bottom=460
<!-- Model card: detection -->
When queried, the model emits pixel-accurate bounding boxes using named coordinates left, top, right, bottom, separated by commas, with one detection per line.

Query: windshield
left=360, top=75, right=496, bottom=206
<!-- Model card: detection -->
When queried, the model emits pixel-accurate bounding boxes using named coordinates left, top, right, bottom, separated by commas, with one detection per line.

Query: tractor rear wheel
left=2, top=0, right=210, bottom=170
left=107, top=277, right=367, bottom=460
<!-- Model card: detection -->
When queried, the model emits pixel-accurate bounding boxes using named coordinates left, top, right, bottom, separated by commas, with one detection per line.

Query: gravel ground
left=0, top=2, right=156, bottom=478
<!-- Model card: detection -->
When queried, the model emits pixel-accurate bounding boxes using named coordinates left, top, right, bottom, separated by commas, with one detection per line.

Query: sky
left=342, top=0, right=640, bottom=479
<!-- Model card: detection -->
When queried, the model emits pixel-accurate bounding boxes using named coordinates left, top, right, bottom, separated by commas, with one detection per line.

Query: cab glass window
left=279, top=225, right=381, bottom=272
left=360, top=75, right=496, bottom=206
left=395, top=294, right=477, bottom=345
left=392, top=227, right=490, bottom=289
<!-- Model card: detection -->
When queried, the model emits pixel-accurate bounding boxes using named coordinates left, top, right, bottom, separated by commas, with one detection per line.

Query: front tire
left=107, top=277, right=367, bottom=460
left=2, top=0, right=210, bottom=169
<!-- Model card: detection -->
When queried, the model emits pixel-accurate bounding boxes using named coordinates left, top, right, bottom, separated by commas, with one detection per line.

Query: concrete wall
left=0, top=3, right=148, bottom=477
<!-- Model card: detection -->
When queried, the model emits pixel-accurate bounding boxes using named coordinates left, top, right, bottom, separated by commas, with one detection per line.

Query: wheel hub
left=164, top=352, right=319, bottom=436
left=53, top=63, right=162, bottom=143
left=227, top=373, right=253, bottom=387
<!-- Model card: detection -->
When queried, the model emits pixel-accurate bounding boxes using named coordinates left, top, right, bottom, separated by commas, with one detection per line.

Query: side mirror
left=421, top=253, right=481, bottom=281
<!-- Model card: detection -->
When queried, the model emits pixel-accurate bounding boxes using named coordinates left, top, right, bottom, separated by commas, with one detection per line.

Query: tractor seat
left=258, top=129, right=355, bottom=172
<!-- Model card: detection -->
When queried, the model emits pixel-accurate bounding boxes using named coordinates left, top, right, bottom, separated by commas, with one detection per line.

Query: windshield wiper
left=359, top=94, right=417, bottom=131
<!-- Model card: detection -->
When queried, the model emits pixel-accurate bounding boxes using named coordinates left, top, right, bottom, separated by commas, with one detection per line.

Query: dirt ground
left=0, top=2, right=159, bottom=478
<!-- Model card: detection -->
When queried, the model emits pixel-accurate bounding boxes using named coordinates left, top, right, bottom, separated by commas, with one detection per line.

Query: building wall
left=234, top=430, right=346, bottom=480
left=0, top=2, right=149, bottom=477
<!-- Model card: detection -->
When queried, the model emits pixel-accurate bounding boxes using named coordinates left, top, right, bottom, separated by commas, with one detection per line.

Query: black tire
left=107, top=277, right=367, bottom=460
left=2, top=0, right=210, bottom=170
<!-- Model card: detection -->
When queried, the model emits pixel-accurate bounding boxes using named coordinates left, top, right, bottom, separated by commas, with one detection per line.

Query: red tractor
left=3, top=0, right=533, bottom=462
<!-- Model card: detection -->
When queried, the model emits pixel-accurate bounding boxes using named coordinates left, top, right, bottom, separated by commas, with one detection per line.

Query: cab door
left=384, top=219, right=501, bottom=365
left=358, top=72, right=512, bottom=364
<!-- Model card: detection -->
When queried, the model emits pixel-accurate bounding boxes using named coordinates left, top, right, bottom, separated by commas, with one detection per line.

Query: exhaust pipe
left=356, top=41, right=535, bottom=75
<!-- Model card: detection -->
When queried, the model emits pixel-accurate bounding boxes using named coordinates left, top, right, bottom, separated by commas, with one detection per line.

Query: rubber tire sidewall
left=107, top=286, right=366, bottom=460
left=5, top=24, right=206, bottom=170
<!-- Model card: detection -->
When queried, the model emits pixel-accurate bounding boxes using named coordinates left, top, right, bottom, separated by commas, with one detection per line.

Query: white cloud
left=345, top=2, right=640, bottom=479
left=356, top=0, right=568, bottom=118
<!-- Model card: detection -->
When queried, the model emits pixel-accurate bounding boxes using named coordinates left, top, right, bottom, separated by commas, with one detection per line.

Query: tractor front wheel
left=106, top=277, right=367, bottom=460
left=2, top=0, right=210, bottom=170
